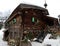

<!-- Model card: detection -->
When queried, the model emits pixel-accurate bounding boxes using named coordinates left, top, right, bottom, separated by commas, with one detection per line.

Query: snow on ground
left=43, top=34, right=60, bottom=46
left=0, top=28, right=8, bottom=46
left=31, top=34, right=60, bottom=46
left=31, top=42, right=42, bottom=46
left=0, top=40, right=8, bottom=46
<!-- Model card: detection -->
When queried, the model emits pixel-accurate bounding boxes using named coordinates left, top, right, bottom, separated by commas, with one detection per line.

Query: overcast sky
left=0, top=0, right=60, bottom=18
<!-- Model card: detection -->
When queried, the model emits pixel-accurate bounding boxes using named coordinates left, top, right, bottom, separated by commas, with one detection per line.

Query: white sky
left=0, top=0, right=60, bottom=18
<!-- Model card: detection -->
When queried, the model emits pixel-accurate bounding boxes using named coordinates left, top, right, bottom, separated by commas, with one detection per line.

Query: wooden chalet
left=3, top=3, right=58, bottom=46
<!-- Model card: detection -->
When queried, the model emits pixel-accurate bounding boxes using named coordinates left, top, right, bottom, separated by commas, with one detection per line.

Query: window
left=13, top=18, right=16, bottom=24
left=31, top=17, right=37, bottom=24
left=31, top=17, right=35, bottom=23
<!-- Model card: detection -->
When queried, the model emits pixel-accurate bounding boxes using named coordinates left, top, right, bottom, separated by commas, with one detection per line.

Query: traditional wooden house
left=3, top=3, right=58, bottom=46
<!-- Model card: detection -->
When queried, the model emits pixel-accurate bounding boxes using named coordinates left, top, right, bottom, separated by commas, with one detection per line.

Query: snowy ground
left=43, top=34, right=60, bottom=46
left=0, top=28, right=8, bottom=46
left=31, top=34, right=60, bottom=46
